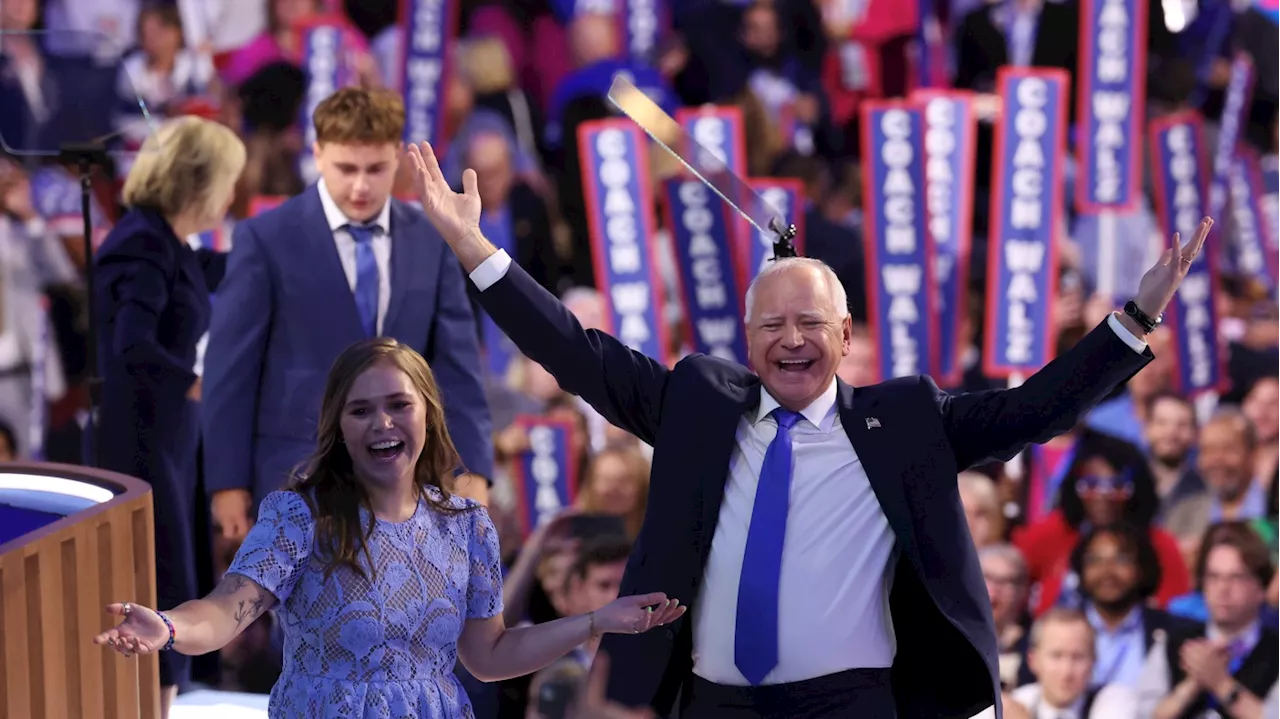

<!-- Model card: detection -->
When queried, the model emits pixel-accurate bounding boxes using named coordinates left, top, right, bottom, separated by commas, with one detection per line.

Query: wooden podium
left=0, top=462, right=160, bottom=719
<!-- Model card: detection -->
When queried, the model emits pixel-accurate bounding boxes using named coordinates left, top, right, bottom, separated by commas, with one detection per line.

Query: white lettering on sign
left=691, top=117, right=731, bottom=175
left=1088, top=0, right=1132, bottom=203
left=1228, top=161, right=1264, bottom=276
left=879, top=109, right=921, bottom=376
left=1001, top=78, right=1052, bottom=363
left=405, top=0, right=445, bottom=145
left=1003, top=241, right=1046, bottom=364
left=627, top=0, right=660, bottom=58
left=303, top=26, right=340, bottom=149
left=595, top=128, right=652, bottom=351
left=576, top=0, right=615, bottom=12
left=923, top=98, right=957, bottom=315
left=755, top=186, right=790, bottom=275
left=1261, top=159, right=1279, bottom=249
left=527, top=425, right=564, bottom=527
left=1163, top=125, right=1214, bottom=387
left=1211, top=59, right=1251, bottom=216
left=676, top=181, right=738, bottom=361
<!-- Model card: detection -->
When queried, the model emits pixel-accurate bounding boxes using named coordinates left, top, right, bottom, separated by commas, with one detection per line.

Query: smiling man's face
left=746, top=264, right=851, bottom=411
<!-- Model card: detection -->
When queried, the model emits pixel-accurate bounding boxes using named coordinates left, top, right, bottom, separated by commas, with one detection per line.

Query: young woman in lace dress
left=93, top=338, right=685, bottom=718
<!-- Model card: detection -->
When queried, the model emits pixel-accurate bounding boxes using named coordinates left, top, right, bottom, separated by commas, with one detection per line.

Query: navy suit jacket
left=201, top=187, right=492, bottom=502
left=477, top=262, right=1153, bottom=719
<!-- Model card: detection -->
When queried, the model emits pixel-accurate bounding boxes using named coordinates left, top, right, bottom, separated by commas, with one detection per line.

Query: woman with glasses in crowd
left=1014, top=430, right=1192, bottom=616
left=93, top=338, right=684, bottom=718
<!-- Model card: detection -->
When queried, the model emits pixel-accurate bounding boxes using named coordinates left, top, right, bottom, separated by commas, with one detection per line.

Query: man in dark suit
left=201, top=88, right=493, bottom=540
left=407, top=139, right=1212, bottom=718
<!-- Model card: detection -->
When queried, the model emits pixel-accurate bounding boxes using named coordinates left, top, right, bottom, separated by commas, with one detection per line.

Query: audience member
left=1010, top=608, right=1140, bottom=717
left=1137, top=522, right=1278, bottom=719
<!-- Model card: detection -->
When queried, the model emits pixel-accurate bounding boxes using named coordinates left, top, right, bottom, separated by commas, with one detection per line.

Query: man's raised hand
left=406, top=141, right=482, bottom=245
left=1134, top=216, right=1214, bottom=319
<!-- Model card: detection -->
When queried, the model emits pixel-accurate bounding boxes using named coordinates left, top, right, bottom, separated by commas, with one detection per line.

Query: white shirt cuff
left=1107, top=312, right=1148, bottom=353
left=468, top=249, right=512, bottom=292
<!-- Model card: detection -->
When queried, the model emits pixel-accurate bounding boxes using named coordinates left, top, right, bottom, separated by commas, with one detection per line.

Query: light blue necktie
left=346, top=224, right=380, bottom=337
left=735, top=408, right=802, bottom=685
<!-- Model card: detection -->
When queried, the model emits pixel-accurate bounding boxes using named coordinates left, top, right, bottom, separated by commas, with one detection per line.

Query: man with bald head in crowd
left=409, top=141, right=1215, bottom=717
left=464, top=126, right=560, bottom=294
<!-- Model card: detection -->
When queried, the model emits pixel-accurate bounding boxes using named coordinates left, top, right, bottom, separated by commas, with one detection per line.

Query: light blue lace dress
left=225, top=489, right=504, bottom=718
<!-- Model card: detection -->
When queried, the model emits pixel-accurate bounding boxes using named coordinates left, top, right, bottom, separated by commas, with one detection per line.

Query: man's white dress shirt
left=317, top=180, right=393, bottom=335
left=469, top=248, right=1148, bottom=686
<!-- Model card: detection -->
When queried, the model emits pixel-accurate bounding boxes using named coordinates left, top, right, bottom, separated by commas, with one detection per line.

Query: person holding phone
left=94, top=338, right=685, bottom=718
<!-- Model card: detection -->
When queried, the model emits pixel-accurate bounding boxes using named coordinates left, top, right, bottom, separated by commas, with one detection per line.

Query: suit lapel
left=383, top=202, right=420, bottom=338
left=836, top=380, right=916, bottom=550
left=696, top=378, right=762, bottom=565
left=300, top=187, right=365, bottom=334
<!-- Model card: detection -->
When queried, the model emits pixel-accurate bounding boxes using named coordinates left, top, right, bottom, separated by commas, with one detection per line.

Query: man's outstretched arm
left=407, top=141, right=670, bottom=445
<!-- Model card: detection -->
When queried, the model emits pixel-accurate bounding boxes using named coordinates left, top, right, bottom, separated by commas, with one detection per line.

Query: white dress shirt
left=317, top=180, right=393, bottom=335
left=468, top=249, right=1149, bottom=686
left=1011, top=682, right=1139, bottom=719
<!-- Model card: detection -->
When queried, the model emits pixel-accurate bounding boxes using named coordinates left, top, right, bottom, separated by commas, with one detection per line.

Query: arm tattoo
left=232, top=593, right=267, bottom=630
left=213, top=573, right=270, bottom=631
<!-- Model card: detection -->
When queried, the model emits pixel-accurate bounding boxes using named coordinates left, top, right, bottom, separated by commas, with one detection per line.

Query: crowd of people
left=1, top=0, right=1279, bottom=717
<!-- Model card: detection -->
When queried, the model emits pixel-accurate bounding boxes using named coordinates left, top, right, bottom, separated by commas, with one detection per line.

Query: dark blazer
left=478, top=262, right=1153, bottom=719
left=1164, top=622, right=1280, bottom=719
left=201, top=187, right=493, bottom=503
left=94, top=207, right=212, bottom=688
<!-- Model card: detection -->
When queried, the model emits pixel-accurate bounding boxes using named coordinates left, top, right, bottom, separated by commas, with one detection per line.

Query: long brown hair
left=288, top=338, right=471, bottom=579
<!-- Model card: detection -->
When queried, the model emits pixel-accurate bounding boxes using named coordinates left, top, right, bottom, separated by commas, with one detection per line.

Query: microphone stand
left=59, top=141, right=107, bottom=468
left=768, top=217, right=799, bottom=260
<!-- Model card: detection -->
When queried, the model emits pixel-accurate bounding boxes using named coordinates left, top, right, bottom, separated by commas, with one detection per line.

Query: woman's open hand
left=592, top=593, right=686, bottom=636
left=92, top=602, right=169, bottom=658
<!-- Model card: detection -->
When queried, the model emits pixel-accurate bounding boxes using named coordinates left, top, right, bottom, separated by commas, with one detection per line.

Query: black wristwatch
left=1220, top=682, right=1243, bottom=706
left=1123, top=300, right=1162, bottom=335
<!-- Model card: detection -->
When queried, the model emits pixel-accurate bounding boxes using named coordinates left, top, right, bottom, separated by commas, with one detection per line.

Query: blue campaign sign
left=398, top=0, right=458, bottom=152
left=984, top=68, right=1069, bottom=378
left=1149, top=112, right=1225, bottom=396
left=676, top=106, right=751, bottom=288
left=1076, top=0, right=1147, bottom=212
left=1227, top=152, right=1275, bottom=289
left=662, top=178, right=748, bottom=365
left=745, top=178, right=806, bottom=287
left=1209, top=54, right=1256, bottom=273
left=511, top=416, right=579, bottom=539
left=912, top=89, right=977, bottom=385
left=296, top=17, right=357, bottom=181
left=577, top=119, right=669, bottom=362
left=860, top=100, right=933, bottom=382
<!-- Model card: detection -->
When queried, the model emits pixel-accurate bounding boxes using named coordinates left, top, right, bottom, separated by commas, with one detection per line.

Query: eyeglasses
left=1075, top=473, right=1134, bottom=497
left=983, top=572, right=1024, bottom=589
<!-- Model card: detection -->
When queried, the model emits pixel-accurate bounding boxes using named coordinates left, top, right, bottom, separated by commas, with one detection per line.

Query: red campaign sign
left=249, top=195, right=288, bottom=217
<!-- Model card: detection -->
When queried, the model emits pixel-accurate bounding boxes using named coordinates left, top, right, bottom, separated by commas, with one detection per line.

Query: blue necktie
left=735, top=408, right=802, bottom=685
left=346, top=224, right=380, bottom=337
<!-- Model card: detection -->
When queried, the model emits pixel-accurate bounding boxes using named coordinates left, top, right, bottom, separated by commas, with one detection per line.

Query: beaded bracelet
left=155, top=610, right=176, bottom=652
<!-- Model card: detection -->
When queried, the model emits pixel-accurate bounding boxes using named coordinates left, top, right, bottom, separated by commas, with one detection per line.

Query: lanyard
left=1094, top=637, right=1134, bottom=686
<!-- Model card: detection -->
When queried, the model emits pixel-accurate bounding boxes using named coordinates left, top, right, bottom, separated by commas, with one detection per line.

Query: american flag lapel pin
left=865, top=417, right=881, bottom=429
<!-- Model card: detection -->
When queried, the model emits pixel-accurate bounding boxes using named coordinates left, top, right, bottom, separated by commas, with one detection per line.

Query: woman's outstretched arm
left=457, top=594, right=684, bottom=682
left=93, top=573, right=276, bottom=657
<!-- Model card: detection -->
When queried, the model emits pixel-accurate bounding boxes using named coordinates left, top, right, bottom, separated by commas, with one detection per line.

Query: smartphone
left=563, top=513, right=627, bottom=542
